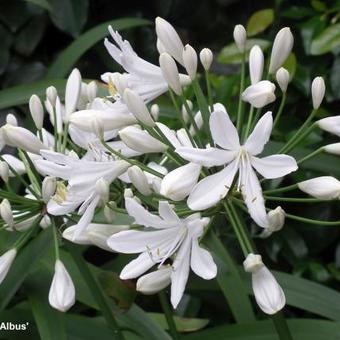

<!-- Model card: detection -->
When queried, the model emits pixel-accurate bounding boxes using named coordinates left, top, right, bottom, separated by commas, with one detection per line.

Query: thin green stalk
left=297, top=146, right=324, bottom=165
left=243, top=106, right=255, bottom=141
left=236, top=51, right=246, bottom=132
left=51, top=218, right=60, bottom=260
left=61, top=122, right=69, bottom=153
left=38, top=129, right=43, bottom=142
left=205, top=70, right=213, bottom=111
left=264, top=196, right=328, bottom=203
left=285, top=212, right=340, bottom=226
left=158, top=291, right=179, bottom=340
left=263, top=184, right=298, bottom=195
left=18, top=150, right=41, bottom=195
left=249, top=108, right=262, bottom=133
left=272, top=312, right=293, bottom=340
left=273, top=92, right=287, bottom=130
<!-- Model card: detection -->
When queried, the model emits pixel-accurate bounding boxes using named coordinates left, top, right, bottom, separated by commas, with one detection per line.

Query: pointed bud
left=298, top=176, right=340, bottom=199
left=160, top=163, right=201, bottom=201
left=159, top=53, right=183, bottom=95
left=311, top=76, right=325, bottom=109
left=199, top=48, right=213, bottom=71
left=0, top=161, right=9, bottom=183
left=181, top=100, right=193, bottom=123
left=42, top=176, right=57, bottom=203
left=104, top=203, right=116, bottom=223
left=242, top=80, right=276, bottom=108
left=2, top=154, right=25, bottom=176
left=119, top=126, right=167, bottom=153
left=46, top=86, right=58, bottom=106
left=86, top=81, right=97, bottom=102
left=65, top=68, right=82, bottom=121
left=0, top=248, right=17, bottom=284
left=6, top=114, right=17, bottom=126
left=137, top=266, right=172, bottom=295
left=0, top=199, right=13, bottom=228
left=269, top=27, right=294, bottom=74
left=276, top=67, right=290, bottom=92
left=127, top=166, right=152, bottom=195
left=317, top=116, right=340, bottom=137
left=29, top=94, right=44, bottom=130
left=48, top=260, right=75, bottom=312
left=261, top=206, right=285, bottom=238
left=249, top=45, right=264, bottom=85
left=176, top=128, right=193, bottom=147
left=150, top=104, right=159, bottom=121
left=324, top=143, right=340, bottom=156
left=123, top=89, right=155, bottom=127
left=189, top=111, right=204, bottom=136
left=40, top=214, right=51, bottom=229
left=95, top=178, right=109, bottom=203
left=62, top=225, right=91, bottom=245
left=243, top=254, right=285, bottom=315
left=233, top=25, right=247, bottom=52
left=183, top=44, right=197, bottom=80
left=155, top=17, right=184, bottom=64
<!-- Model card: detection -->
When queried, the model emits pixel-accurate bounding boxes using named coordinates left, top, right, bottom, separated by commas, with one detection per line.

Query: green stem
left=264, top=196, right=328, bottom=203
left=158, top=291, right=179, bottom=340
left=61, top=122, right=69, bottom=153
left=51, top=218, right=60, bottom=260
left=243, top=106, right=255, bottom=141
left=272, top=312, right=293, bottom=340
left=205, top=70, right=213, bottom=112
left=236, top=51, right=246, bottom=132
left=297, top=147, right=324, bottom=165
left=285, top=212, right=340, bottom=226
left=263, top=184, right=298, bottom=195
left=273, top=92, right=287, bottom=130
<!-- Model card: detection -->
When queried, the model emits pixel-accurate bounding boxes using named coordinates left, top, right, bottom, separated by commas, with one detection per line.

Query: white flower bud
left=181, top=100, right=193, bottom=123
left=40, top=214, right=51, bottom=229
left=243, top=254, right=286, bottom=315
left=0, top=248, right=17, bottom=284
left=176, top=128, right=193, bottom=147
left=182, top=44, right=197, bottom=80
left=160, top=163, right=201, bottom=201
left=65, top=68, right=82, bottom=121
left=233, top=24, right=247, bottom=52
left=90, top=116, right=104, bottom=140
left=42, top=176, right=57, bottom=203
left=0, top=199, right=13, bottom=228
left=136, top=266, right=172, bottom=295
left=150, top=104, right=159, bottom=121
left=298, top=176, right=340, bottom=199
left=276, top=67, right=290, bottom=92
left=324, top=143, right=340, bottom=155
left=155, top=17, right=184, bottom=64
left=48, top=260, right=75, bottom=312
left=311, top=76, right=325, bottom=109
left=124, top=188, right=134, bottom=198
left=189, top=111, right=204, bottom=136
left=95, top=178, right=109, bottom=203
left=29, top=94, right=44, bottom=130
left=1, top=154, right=25, bottom=176
left=86, top=81, right=97, bottom=102
left=199, top=48, right=213, bottom=71
left=0, top=161, right=9, bottom=183
left=249, top=45, right=264, bottom=85
left=269, top=27, right=294, bottom=74
left=104, top=204, right=115, bottom=223
left=156, top=38, right=166, bottom=54
left=123, top=89, right=155, bottom=127
left=119, top=126, right=167, bottom=153
left=317, top=116, right=340, bottom=137
left=46, top=86, right=57, bottom=106
left=242, top=80, right=276, bottom=108
left=159, top=52, right=183, bottom=95
left=62, top=225, right=91, bottom=245
left=6, top=114, right=17, bottom=126
left=127, top=165, right=152, bottom=196
left=261, top=206, right=285, bottom=238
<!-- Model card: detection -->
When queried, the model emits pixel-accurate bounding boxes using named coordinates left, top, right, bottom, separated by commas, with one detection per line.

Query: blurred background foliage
left=1, top=0, right=340, bottom=338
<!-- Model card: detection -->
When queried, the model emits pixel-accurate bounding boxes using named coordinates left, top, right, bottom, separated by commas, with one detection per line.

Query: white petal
left=317, top=116, right=340, bottom=137
left=298, top=176, right=340, bottom=199
left=209, top=110, right=240, bottom=150
left=188, top=160, right=239, bottom=210
left=65, top=69, right=82, bottom=118
left=245, top=111, right=273, bottom=155
left=136, top=266, right=172, bottom=294
left=190, top=239, right=217, bottom=280
left=158, top=201, right=181, bottom=224
left=120, top=252, right=155, bottom=279
left=0, top=249, right=16, bottom=284
left=1, top=154, right=26, bottom=176
left=251, top=155, right=298, bottom=179
left=176, top=146, right=236, bottom=167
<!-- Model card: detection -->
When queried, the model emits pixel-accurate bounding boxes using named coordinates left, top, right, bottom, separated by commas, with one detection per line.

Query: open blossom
left=107, top=197, right=217, bottom=308
left=176, top=111, right=297, bottom=228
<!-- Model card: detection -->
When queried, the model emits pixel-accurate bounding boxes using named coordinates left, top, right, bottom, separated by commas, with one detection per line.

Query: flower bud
left=155, top=17, right=184, bottom=64
left=62, top=225, right=91, bottom=245
left=104, top=203, right=115, bottom=223
left=176, top=128, right=193, bottom=147
left=181, top=100, right=193, bottom=123
left=159, top=53, right=183, bottom=95
left=298, top=176, right=340, bottom=199
left=324, top=143, right=340, bottom=156
left=183, top=44, right=197, bottom=80
left=119, top=126, right=167, bottom=153
left=0, top=248, right=17, bottom=284
left=29, top=94, right=44, bottom=130
left=160, top=163, right=201, bottom=201
left=42, top=176, right=57, bottom=203
left=6, top=114, right=17, bottom=126
left=242, top=80, right=276, bottom=108
left=249, top=45, right=264, bottom=85
left=150, top=104, right=159, bottom=121
left=311, top=76, right=325, bottom=109
left=48, top=260, right=75, bottom=312
left=0, top=161, right=9, bottom=183
left=91, top=116, right=104, bottom=140
left=317, top=116, right=340, bottom=137
left=261, top=206, right=285, bottom=238
left=127, top=165, right=152, bottom=196
left=46, top=86, right=57, bottom=106
left=189, top=111, right=203, bottom=136
left=65, top=69, right=82, bottom=121
left=276, top=67, right=290, bottom=92
left=2, top=154, right=25, bottom=176
left=95, top=178, right=109, bottom=203
left=199, top=48, right=213, bottom=71
left=269, top=27, right=294, bottom=74
left=233, top=24, right=247, bottom=52
left=136, top=266, right=172, bottom=295
left=86, top=81, right=97, bottom=102
left=123, top=89, right=155, bottom=127
left=243, top=254, right=285, bottom=315
left=0, top=199, right=13, bottom=228
left=40, top=214, right=51, bottom=229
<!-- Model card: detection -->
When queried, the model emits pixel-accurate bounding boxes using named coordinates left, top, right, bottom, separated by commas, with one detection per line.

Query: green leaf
left=0, top=79, right=66, bottom=110
left=24, top=0, right=52, bottom=11
left=330, top=57, right=340, bottom=100
left=218, top=39, right=270, bottom=64
left=310, top=23, right=340, bottom=55
left=46, top=18, right=150, bottom=79
left=246, top=9, right=274, bottom=37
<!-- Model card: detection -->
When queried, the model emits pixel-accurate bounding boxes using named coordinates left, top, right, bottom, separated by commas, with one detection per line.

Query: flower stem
left=273, top=92, right=287, bottom=130
left=205, top=70, right=213, bottom=112
left=236, top=51, right=246, bottom=132
left=243, top=106, right=255, bottom=141
left=263, top=184, right=298, bottom=195
left=264, top=196, right=328, bottom=203
left=272, top=312, right=293, bottom=340
left=297, top=146, right=324, bottom=165
left=51, top=218, right=60, bottom=260
left=158, top=291, right=179, bottom=340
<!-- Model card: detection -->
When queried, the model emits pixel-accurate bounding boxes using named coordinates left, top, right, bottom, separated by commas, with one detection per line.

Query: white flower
left=150, top=104, right=160, bottom=121
left=317, top=116, right=340, bottom=137
left=6, top=114, right=18, bottom=126
left=233, top=25, right=246, bottom=52
left=176, top=111, right=297, bottom=228
left=199, top=48, right=213, bottom=71
left=311, top=76, right=325, bottom=110
left=0, top=249, right=16, bottom=284
left=242, top=81, right=276, bottom=108
left=137, top=266, right=172, bottom=295
left=183, top=44, right=198, bottom=80
left=298, top=176, right=340, bottom=199
left=65, top=68, right=82, bottom=121
left=127, top=165, right=152, bottom=196
left=1, top=155, right=25, bottom=176
left=0, top=161, right=9, bottom=182
left=29, top=94, right=44, bottom=130
left=48, top=260, right=75, bottom=312
left=269, top=27, right=294, bottom=74
left=249, top=45, right=264, bottom=85
left=244, top=254, right=286, bottom=315
left=107, top=198, right=217, bottom=308
left=276, top=68, right=290, bottom=93
left=324, top=143, right=340, bottom=155
left=0, top=199, right=13, bottom=228
left=159, top=52, right=183, bottom=95
left=42, top=176, right=57, bottom=203
left=261, top=206, right=285, bottom=238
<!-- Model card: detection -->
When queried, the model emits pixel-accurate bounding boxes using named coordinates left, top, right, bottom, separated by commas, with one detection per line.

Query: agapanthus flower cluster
left=0, top=17, right=332, bottom=321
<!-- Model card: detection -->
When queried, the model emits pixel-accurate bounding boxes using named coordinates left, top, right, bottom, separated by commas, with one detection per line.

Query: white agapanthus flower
left=176, top=111, right=298, bottom=228
left=107, top=197, right=217, bottom=308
